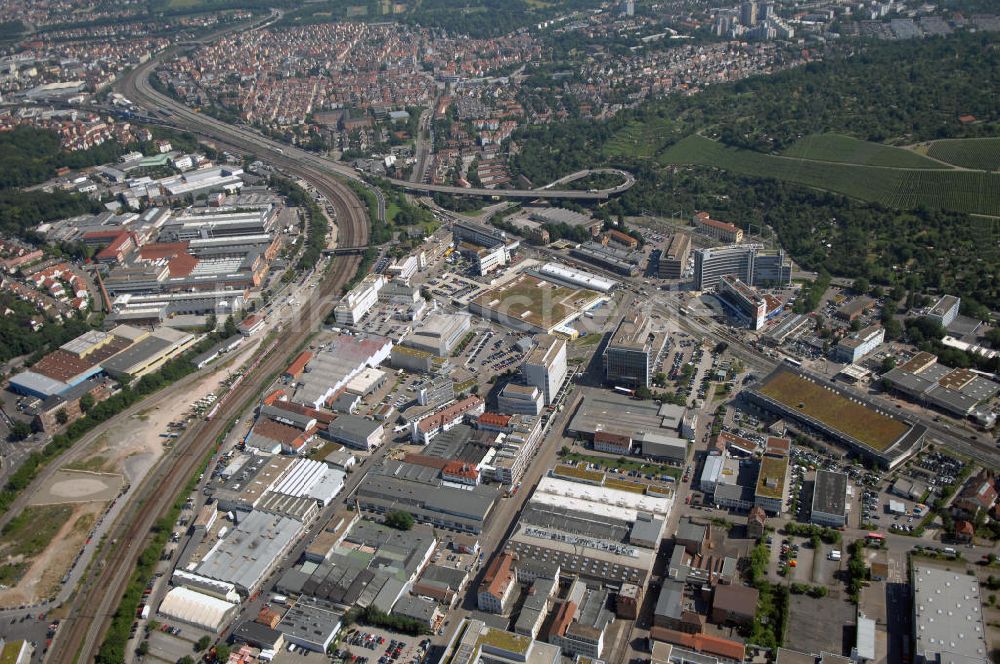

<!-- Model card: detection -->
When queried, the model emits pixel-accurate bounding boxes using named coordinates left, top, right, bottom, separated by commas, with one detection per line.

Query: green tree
left=880, top=357, right=897, bottom=373
left=852, top=278, right=870, bottom=295
left=385, top=511, right=414, bottom=531
left=179, top=657, right=195, bottom=664
left=223, top=315, right=239, bottom=338
left=635, top=385, right=652, bottom=400
left=196, top=636, right=211, bottom=652
left=136, top=641, right=149, bottom=655
left=8, top=421, right=31, bottom=441
left=79, top=393, right=95, bottom=413
left=55, top=409, right=69, bottom=425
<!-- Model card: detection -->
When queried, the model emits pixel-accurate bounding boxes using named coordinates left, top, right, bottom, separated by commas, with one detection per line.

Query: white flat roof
left=531, top=476, right=672, bottom=522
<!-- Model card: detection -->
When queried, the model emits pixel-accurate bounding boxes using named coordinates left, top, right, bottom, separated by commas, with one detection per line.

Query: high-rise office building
left=522, top=334, right=568, bottom=405
left=604, top=312, right=668, bottom=388
left=693, top=244, right=791, bottom=291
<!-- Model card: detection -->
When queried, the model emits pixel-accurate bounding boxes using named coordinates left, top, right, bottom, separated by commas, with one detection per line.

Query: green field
left=659, top=134, right=1000, bottom=217
left=783, top=134, right=941, bottom=169
left=603, top=118, right=676, bottom=158
left=926, top=137, right=1000, bottom=171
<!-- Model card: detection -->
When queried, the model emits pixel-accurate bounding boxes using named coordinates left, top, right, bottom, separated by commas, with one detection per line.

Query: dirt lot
left=0, top=501, right=101, bottom=608
left=29, top=469, right=122, bottom=506
left=0, top=338, right=263, bottom=608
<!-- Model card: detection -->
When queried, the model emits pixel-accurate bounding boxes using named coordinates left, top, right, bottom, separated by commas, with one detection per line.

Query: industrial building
left=101, top=326, right=195, bottom=380
left=158, top=586, right=239, bottom=633
left=192, top=510, right=304, bottom=596
left=604, top=312, right=669, bottom=387
left=570, top=241, right=640, bottom=277
left=356, top=460, right=498, bottom=533
left=504, top=475, right=670, bottom=589
left=277, top=521, right=435, bottom=614
left=291, top=333, right=393, bottom=409
left=567, top=390, right=685, bottom=449
left=159, top=208, right=275, bottom=242
left=881, top=351, right=999, bottom=419
left=469, top=273, right=604, bottom=335
left=324, top=415, right=385, bottom=451
left=658, top=233, right=691, bottom=279
left=833, top=325, right=885, bottom=364
left=693, top=244, right=791, bottom=291
left=403, top=312, right=471, bottom=356
left=912, top=563, right=989, bottom=664
left=521, top=334, right=568, bottom=406
left=810, top=470, right=848, bottom=527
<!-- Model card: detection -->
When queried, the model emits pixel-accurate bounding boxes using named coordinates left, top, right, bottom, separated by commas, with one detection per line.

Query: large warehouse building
left=744, top=366, right=926, bottom=468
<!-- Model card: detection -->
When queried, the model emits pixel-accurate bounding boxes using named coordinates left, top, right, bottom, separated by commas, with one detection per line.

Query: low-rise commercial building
left=404, top=312, right=471, bottom=356
left=478, top=552, right=518, bottom=614
left=834, top=325, right=884, bottom=364
left=692, top=211, right=743, bottom=243
left=324, top=415, right=384, bottom=451
left=811, top=470, right=847, bottom=527
left=334, top=274, right=386, bottom=326
left=913, top=563, right=989, bottom=664
left=442, top=618, right=561, bottom=664
left=497, top=383, right=545, bottom=416
left=549, top=588, right=614, bottom=659
left=924, top=294, right=960, bottom=328
left=277, top=597, right=342, bottom=653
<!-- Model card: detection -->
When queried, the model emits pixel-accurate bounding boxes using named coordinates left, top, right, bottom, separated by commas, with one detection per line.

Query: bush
left=385, top=511, right=414, bottom=531
left=359, top=606, right=431, bottom=636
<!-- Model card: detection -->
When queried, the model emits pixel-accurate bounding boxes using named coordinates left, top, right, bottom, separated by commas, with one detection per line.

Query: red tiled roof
left=479, top=553, right=516, bottom=600
left=649, top=627, right=745, bottom=661
left=547, top=601, right=576, bottom=639
left=477, top=412, right=512, bottom=428
left=284, top=351, right=313, bottom=378
left=138, top=242, right=190, bottom=260
left=443, top=461, right=478, bottom=480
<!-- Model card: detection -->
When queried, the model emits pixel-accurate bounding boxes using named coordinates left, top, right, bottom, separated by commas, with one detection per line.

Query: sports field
left=659, top=134, right=1000, bottom=217
left=782, top=134, right=940, bottom=169
left=755, top=369, right=908, bottom=452
left=925, top=137, right=1000, bottom=171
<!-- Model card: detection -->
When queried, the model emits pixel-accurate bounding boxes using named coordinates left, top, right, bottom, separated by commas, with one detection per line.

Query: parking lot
left=340, top=626, right=432, bottom=664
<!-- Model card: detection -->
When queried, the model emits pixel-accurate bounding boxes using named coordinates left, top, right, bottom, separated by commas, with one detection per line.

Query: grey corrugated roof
left=194, top=511, right=303, bottom=593
left=654, top=580, right=685, bottom=619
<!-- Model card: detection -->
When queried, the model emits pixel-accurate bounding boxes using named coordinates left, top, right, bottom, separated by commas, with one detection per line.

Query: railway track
left=47, top=39, right=370, bottom=664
